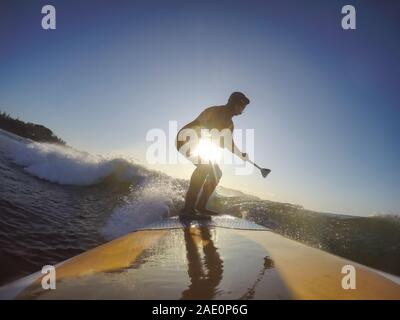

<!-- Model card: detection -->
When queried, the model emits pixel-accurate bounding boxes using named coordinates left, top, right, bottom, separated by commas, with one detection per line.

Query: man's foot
left=179, top=207, right=201, bottom=219
left=180, top=206, right=197, bottom=215
left=196, top=208, right=220, bottom=216
left=179, top=211, right=211, bottom=221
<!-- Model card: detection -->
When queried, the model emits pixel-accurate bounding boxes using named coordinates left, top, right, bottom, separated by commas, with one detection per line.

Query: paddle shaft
left=247, top=159, right=262, bottom=170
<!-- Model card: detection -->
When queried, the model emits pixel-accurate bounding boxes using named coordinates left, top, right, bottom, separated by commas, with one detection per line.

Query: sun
left=192, top=139, right=222, bottom=163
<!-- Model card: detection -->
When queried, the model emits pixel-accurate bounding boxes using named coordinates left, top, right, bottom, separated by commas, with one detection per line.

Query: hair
left=228, top=92, right=250, bottom=105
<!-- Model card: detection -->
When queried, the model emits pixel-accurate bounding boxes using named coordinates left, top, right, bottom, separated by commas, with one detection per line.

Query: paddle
left=247, top=159, right=271, bottom=178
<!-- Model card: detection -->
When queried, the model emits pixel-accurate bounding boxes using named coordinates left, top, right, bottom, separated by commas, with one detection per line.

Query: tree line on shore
left=0, top=111, right=66, bottom=145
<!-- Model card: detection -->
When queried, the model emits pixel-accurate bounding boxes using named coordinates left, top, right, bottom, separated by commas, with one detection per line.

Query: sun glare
left=193, top=139, right=222, bottom=162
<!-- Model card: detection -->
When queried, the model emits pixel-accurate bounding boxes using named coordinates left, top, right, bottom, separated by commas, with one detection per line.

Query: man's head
left=227, top=91, right=250, bottom=115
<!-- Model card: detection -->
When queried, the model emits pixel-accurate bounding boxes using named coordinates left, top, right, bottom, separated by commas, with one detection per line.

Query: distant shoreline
left=0, top=111, right=65, bottom=145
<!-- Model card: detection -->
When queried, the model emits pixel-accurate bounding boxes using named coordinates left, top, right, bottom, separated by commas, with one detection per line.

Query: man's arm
left=225, top=122, right=248, bottom=161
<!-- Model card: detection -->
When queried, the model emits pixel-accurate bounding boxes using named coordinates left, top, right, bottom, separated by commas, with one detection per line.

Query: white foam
left=101, top=178, right=185, bottom=239
left=0, top=129, right=139, bottom=185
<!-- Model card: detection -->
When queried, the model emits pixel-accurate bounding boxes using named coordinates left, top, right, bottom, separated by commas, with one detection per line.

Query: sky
left=0, top=0, right=399, bottom=216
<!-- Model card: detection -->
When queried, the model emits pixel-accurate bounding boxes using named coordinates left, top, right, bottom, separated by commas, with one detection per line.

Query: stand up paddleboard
left=0, top=214, right=399, bottom=300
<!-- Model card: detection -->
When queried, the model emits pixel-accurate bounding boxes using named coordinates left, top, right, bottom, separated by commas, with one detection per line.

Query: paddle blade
left=260, top=168, right=271, bottom=178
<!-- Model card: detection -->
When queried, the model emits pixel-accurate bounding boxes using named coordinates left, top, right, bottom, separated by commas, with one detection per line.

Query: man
left=176, top=92, right=250, bottom=216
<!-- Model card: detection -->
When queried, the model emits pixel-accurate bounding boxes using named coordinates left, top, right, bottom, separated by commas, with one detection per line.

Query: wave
left=0, top=129, right=141, bottom=186
left=101, top=176, right=186, bottom=239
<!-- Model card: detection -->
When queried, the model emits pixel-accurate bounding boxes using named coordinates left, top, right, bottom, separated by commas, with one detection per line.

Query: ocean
left=0, top=128, right=399, bottom=285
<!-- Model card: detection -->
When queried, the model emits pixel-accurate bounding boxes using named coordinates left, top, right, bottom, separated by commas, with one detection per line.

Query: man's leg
left=182, top=164, right=209, bottom=213
left=196, top=164, right=222, bottom=212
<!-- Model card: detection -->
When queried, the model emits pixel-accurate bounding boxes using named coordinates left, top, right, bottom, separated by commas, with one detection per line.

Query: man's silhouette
left=176, top=92, right=250, bottom=215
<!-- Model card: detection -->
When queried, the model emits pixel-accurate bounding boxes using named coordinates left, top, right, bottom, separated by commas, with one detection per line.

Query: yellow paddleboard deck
left=1, top=215, right=399, bottom=300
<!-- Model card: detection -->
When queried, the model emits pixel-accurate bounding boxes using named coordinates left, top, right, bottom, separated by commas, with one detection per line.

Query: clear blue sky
left=1, top=0, right=399, bottom=216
